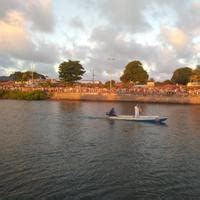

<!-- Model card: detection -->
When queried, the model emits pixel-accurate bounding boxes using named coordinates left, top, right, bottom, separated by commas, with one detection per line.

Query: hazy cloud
left=81, top=0, right=200, bottom=80
left=0, top=0, right=20, bottom=18
left=0, top=0, right=199, bottom=80
left=0, top=11, right=59, bottom=63
left=69, top=16, right=85, bottom=30
left=176, top=1, right=200, bottom=36
left=98, top=0, right=150, bottom=32
left=160, top=27, right=188, bottom=48
left=0, top=0, right=55, bottom=32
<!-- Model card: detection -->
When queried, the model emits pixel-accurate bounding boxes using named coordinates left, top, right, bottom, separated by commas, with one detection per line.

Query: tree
left=58, top=60, right=85, bottom=83
left=10, top=72, right=23, bottom=81
left=10, top=71, right=46, bottom=81
left=190, top=65, right=200, bottom=82
left=120, top=60, right=149, bottom=84
left=171, top=67, right=193, bottom=85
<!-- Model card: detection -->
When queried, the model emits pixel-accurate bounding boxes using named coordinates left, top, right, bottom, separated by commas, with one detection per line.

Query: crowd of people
left=0, top=81, right=200, bottom=97
left=116, top=85, right=200, bottom=96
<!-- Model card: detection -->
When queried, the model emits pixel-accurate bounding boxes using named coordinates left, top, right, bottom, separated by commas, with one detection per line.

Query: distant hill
left=0, top=76, right=11, bottom=81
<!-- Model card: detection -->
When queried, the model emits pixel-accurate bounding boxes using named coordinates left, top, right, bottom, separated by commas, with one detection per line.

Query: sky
left=0, top=0, right=199, bottom=81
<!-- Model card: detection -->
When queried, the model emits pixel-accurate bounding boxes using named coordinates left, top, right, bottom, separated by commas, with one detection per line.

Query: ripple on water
left=0, top=101, right=200, bottom=199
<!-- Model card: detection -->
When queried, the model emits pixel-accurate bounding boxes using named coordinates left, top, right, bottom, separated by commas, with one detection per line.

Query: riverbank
left=0, top=90, right=49, bottom=100
left=50, top=92, right=200, bottom=104
left=0, top=90, right=200, bottom=104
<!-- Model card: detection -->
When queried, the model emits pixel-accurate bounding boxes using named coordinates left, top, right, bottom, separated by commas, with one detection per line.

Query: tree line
left=58, top=60, right=200, bottom=85
left=7, top=60, right=200, bottom=85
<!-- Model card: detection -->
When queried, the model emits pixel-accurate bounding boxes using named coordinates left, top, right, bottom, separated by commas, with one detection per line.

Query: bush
left=0, top=90, right=49, bottom=100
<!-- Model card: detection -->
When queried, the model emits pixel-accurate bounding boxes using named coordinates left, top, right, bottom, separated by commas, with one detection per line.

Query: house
left=146, top=81, right=155, bottom=87
left=187, top=81, right=200, bottom=87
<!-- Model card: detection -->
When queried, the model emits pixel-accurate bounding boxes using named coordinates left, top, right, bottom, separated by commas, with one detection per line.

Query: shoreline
left=1, top=90, right=200, bottom=104
left=50, top=92, right=200, bottom=105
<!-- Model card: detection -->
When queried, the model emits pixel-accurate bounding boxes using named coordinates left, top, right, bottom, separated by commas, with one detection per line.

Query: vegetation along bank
left=0, top=90, right=49, bottom=100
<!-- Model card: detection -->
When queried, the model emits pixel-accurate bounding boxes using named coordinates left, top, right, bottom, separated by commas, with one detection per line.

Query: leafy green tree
left=190, top=65, right=200, bottom=82
left=59, top=60, right=85, bottom=83
left=171, top=67, right=193, bottom=85
left=10, top=72, right=23, bottom=81
left=10, top=71, right=46, bottom=81
left=120, top=60, right=149, bottom=84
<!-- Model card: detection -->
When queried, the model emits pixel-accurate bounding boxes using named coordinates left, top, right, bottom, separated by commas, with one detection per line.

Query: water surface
left=0, top=100, right=200, bottom=200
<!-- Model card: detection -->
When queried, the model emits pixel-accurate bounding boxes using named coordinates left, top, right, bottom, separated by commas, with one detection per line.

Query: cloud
left=25, top=0, right=55, bottom=32
left=81, top=0, right=199, bottom=81
left=32, top=62, right=58, bottom=78
left=0, top=55, right=16, bottom=75
left=69, top=16, right=85, bottom=30
left=0, top=0, right=20, bottom=18
left=0, top=0, right=55, bottom=32
left=0, top=11, right=59, bottom=64
left=0, top=11, right=30, bottom=57
left=98, top=0, right=150, bottom=32
left=176, top=1, right=200, bottom=36
left=0, top=0, right=199, bottom=80
left=68, top=22, right=192, bottom=81
left=160, top=26, right=189, bottom=48
left=58, top=0, right=200, bottom=81
left=0, top=9, right=59, bottom=76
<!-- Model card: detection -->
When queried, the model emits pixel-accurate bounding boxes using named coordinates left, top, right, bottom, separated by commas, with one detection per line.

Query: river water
left=0, top=100, right=200, bottom=200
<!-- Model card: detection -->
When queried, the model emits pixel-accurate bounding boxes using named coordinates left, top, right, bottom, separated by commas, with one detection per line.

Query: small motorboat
left=106, top=114, right=168, bottom=123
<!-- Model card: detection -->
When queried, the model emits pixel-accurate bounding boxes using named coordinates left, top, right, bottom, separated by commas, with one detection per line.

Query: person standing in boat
left=134, top=104, right=140, bottom=118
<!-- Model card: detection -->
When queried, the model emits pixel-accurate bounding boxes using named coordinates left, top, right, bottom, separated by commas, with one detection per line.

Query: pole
left=108, top=58, right=115, bottom=92
left=110, top=76, right=112, bottom=92
left=32, top=66, right=33, bottom=84
left=31, top=64, right=35, bottom=89
left=92, top=68, right=95, bottom=85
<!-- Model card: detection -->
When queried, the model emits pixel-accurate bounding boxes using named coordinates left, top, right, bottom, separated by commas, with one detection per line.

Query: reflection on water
left=0, top=100, right=200, bottom=199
